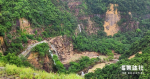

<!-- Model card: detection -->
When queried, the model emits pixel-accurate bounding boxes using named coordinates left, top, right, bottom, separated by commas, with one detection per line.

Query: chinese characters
left=121, top=65, right=144, bottom=74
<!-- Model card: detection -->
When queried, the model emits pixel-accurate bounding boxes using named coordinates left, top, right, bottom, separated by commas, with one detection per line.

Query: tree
left=2, top=53, right=22, bottom=66
left=136, top=28, right=141, bottom=33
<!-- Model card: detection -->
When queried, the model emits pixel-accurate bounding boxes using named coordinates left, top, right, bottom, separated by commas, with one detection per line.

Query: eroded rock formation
left=19, top=18, right=34, bottom=34
left=0, top=36, right=5, bottom=54
left=28, top=53, right=53, bottom=72
left=43, top=55, right=53, bottom=73
left=103, top=4, right=120, bottom=36
left=47, top=35, right=100, bottom=64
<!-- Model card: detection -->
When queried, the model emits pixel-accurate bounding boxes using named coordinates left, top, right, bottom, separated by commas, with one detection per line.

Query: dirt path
left=88, top=51, right=142, bottom=73
left=128, top=51, right=142, bottom=59
left=61, top=52, right=100, bottom=64
left=88, top=63, right=105, bottom=73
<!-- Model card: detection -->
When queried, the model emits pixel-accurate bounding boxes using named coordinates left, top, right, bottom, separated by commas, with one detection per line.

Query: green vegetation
left=5, top=41, right=23, bottom=55
left=1, top=0, right=150, bottom=79
left=85, top=0, right=108, bottom=14
left=84, top=0, right=150, bottom=30
left=0, top=53, right=33, bottom=67
left=0, top=64, right=83, bottom=79
left=119, top=31, right=150, bottom=59
left=31, top=43, right=49, bottom=57
left=85, top=51, right=150, bottom=79
left=84, top=30, right=150, bottom=79
left=91, top=16, right=104, bottom=29
left=5, top=30, right=36, bottom=55
left=1, top=0, right=78, bottom=56
left=67, top=56, right=100, bottom=73
left=85, top=0, right=150, bottom=16
left=53, top=55, right=66, bottom=73
left=26, top=34, right=34, bottom=40
left=117, top=18, right=127, bottom=26
left=0, top=0, right=77, bottom=37
left=52, top=55, right=100, bottom=74
left=72, top=32, right=127, bottom=55
left=72, top=18, right=150, bottom=56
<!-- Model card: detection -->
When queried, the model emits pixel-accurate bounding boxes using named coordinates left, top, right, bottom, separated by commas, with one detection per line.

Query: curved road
left=18, top=40, right=58, bottom=57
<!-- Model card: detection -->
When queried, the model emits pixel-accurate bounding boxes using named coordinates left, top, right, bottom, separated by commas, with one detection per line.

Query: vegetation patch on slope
left=0, top=64, right=83, bottom=79
left=31, top=43, right=49, bottom=57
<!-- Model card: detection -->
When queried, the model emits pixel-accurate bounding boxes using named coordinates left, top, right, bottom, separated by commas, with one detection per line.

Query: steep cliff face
left=84, top=17, right=99, bottom=34
left=65, top=0, right=100, bottom=35
left=28, top=52, right=53, bottom=72
left=28, top=53, right=41, bottom=68
left=43, top=54, right=53, bottom=73
left=128, top=51, right=142, bottom=59
left=19, top=18, right=46, bottom=38
left=103, top=4, right=120, bottom=36
left=0, top=37, right=4, bottom=47
left=68, top=1, right=121, bottom=36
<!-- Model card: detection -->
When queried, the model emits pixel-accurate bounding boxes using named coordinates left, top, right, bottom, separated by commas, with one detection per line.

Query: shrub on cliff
left=31, top=43, right=49, bottom=57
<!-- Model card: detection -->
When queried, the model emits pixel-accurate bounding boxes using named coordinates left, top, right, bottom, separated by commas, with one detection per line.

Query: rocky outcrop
left=66, top=0, right=100, bottom=35
left=47, top=35, right=100, bottom=64
left=75, top=24, right=83, bottom=35
left=19, top=18, right=34, bottom=34
left=68, top=1, right=82, bottom=16
left=28, top=53, right=41, bottom=69
left=43, top=55, right=53, bottom=72
left=103, top=4, right=120, bottom=36
left=0, top=36, right=4, bottom=47
left=86, top=17, right=99, bottom=34
left=76, top=17, right=100, bottom=35
left=28, top=53, right=53, bottom=72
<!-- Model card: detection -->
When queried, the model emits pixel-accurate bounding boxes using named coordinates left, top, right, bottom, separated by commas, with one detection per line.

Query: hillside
left=0, top=0, right=150, bottom=79
left=0, top=62, right=83, bottom=79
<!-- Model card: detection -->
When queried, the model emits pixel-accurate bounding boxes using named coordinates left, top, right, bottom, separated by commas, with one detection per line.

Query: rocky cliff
left=19, top=18, right=34, bottom=35
left=0, top=36, right=5, bottom=54
left=28, top=52, right=53, bottom=72
left=103, top=4, right=120, bottom=36
left=46, top=35, right=100, bottom=64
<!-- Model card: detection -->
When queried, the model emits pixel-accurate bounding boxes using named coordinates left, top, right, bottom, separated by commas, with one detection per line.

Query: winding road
left=18, top=40, right=58, bottom=58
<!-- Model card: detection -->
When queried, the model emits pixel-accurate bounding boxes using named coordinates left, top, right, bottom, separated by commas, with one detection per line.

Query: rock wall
left=103, top=4, right=120, bottom=36
left=43, top=54, right=53, bottom=72
left=28, top=52, right=53, bottom=72
left=28, top=53, right=41, bottom=69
